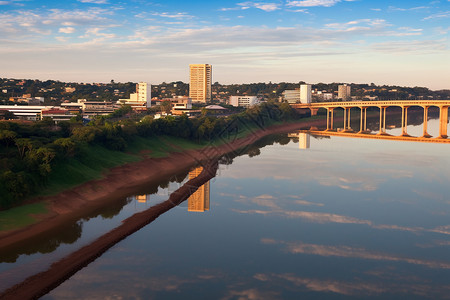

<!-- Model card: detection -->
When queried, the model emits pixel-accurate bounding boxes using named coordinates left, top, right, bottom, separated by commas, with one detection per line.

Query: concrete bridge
left=291, top=100, right=450, bottom=138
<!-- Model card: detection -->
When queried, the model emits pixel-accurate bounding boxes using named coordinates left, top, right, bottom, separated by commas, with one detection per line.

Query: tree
left=160, top=100, right=172, bottom=114
left=0, top=130, right=17, bottom=148
left=15, top=138, right=33, bottom=159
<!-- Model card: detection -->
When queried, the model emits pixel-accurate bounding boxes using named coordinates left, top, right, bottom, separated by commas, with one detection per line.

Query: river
left=1, top=116, right=450, bottom=299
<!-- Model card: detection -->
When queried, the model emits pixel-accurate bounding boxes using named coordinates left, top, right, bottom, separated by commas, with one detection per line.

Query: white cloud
left=286, top=0, right=354, bottom=7
left=152, top=12, right=194, bottom=19
left=238, top=2, right=281, bottom=12
left=423, top=11, right=450, bottom=20
left=78, top=0, right=108, bottom=4
left=221, top=2, right=281, bottom=12
left=79, top=27, right=115, bottom=39
left=59, top=27, right=75, bottom=34
left=371, top=39, right=447, bottom=53
left=388, top=6, right=430, bottom=12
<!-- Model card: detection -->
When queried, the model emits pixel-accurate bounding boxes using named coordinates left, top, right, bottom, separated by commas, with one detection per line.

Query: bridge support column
left=378, top=107, right=388, bottom=135
left=343, top=108, right=347, bottom=132
left=342, top=108, right=352, bottom=132
left=347, top=108, right=351, bottom=130
left=401, top=106, right=410, bottom=136
left=439, top=106, right=448, bottom=138
left=326, top=108, right=334, bottom=131
left=422, top=106, right=431, bottom=138
left=358, top=107, right=367, bottom=133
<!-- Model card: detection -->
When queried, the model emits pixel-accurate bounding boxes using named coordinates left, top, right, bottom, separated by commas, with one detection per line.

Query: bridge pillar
left=310, top=108, right=319, bottom=116
left=422, top=106, right=431, bottom=138
left=342, top=108, right=352, bottom=132
left=358, top=107, right=368, bottom=133
left=401, top=106, right=410, bottom=136
left=326, top=108, right=334, bottom=131
left=347, top=108, right=351, bottom=130
left=378, top=106, right=388, bottom=135
left=439, top=106, right=448, bottom=138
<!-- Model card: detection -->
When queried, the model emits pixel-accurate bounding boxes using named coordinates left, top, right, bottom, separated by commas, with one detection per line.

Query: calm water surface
left=2, top=118, right=450, bottom=299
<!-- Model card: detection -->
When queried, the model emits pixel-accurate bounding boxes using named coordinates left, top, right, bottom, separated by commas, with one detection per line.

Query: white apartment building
left=338, top=84, right=351, bottom=101
left=118, top=81, right=151, bottom=109
left=300, top=84, right=312, bottom=104
left=229, top=96, right=259, bottom=108
left=137, top=82, right=151, bottom=107
left=189, top=64, right=212, bottom=103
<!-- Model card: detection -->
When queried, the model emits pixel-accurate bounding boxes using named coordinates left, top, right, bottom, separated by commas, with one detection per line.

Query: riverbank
left=0, top=117, right=328, bottom=251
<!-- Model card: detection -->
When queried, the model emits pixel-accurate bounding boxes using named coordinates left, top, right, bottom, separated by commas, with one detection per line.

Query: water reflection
left=188, top=167, right=210, bottom=212
left=134, top=195, right=149, bottom=203
left=4, top=115, right=450, bottom=299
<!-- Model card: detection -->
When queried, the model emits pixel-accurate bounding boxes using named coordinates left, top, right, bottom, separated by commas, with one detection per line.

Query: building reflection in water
left=288, top=132, right=311, bottom=149
left=188, top=166, right=210, bottom=212
left=135, top=195, right=149, bottom=203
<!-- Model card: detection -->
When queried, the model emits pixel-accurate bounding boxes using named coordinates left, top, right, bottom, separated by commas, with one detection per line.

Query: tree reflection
left=0, top=133, right=295, bottom=263
left=0, top=221, right=82, bottom=263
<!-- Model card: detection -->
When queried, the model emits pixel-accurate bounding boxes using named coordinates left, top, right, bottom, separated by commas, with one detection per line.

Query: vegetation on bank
left=0, top=102, right=301, bottom=209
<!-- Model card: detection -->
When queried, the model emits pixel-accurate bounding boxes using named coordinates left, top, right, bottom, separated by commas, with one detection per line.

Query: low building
left=8, top=96, right=44, bottom=105
left=82, top=101, right=115, bottom=118
left=0, top=105, right=55, bottom=121
left=60, top=102, right=83, bottom=114
left=41, top=108, right=73, bottom=123
left=171, top=97, right=201, bottom=116
left=282, top=90, right=300, bottom=104
left=229, top=96, right=259, bottom=107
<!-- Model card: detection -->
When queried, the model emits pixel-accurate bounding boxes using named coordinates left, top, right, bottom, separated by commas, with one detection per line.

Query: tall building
left=137, top=82, right=151, bottom=108
left=188, top=166, right=210, bottom=212
left=338, top=84, right=351, bottom=101
left=118, top=81, right=151, bottom=109
left=300, top=84, right=312, bottom=104
left=189, top=64, right=212, bottom=103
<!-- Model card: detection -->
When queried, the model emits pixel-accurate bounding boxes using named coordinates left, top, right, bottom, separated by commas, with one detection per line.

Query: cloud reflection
left=253, top=272, right=450, bottom=298
left=261, top=239, right=450, bottom=269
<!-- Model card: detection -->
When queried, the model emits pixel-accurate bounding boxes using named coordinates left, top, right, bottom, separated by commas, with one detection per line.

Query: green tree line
left=0, top=102, right=300, bottom=209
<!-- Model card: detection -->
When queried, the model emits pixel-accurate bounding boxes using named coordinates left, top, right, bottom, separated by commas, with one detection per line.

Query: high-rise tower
left=338, top=84, right=351, bottom=101
left=189, top=64, right=212, bottom=103
left=137, top=82, right=151, bottom=108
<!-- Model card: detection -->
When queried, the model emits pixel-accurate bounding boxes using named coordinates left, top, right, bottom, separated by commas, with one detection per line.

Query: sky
left=0, top=0, right=449, bottom=90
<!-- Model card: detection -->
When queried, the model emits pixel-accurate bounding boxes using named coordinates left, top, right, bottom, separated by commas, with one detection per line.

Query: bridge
left=291, top=100, right=450, bottom=138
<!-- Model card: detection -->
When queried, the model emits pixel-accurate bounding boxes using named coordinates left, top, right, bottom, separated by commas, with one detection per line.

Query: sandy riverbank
left=0, top=118, right=328, bottom=251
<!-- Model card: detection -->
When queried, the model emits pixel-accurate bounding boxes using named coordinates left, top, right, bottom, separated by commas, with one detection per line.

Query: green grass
left=128, top=136, right=204, bottom=157
left=41, top=144, right=141, bottom=196
left=0, top=202, right=48, bottom=231
left=38, top=136, right=205, bottom=197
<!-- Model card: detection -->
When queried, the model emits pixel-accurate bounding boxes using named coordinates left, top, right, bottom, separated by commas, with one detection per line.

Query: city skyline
left=0, top=0, right=449, bottom=90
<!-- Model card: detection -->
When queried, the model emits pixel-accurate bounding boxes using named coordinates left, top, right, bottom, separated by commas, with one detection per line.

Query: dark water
left=2, top=117, right=450, bottom=299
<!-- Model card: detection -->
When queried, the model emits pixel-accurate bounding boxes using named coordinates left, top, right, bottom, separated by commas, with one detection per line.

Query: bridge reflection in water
left=290, top=130, right=450, bottom=144
left=292, top=100, right=450, bottom=139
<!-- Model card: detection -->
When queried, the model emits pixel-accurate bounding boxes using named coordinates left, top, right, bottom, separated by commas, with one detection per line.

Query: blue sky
left=0, top=0, right=449, bottom=89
